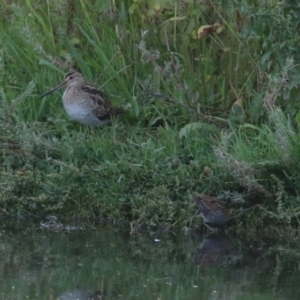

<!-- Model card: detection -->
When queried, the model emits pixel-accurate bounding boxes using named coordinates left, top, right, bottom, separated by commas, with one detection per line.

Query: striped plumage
left=194, top=194, right=232, bottom=229
left=39, top=71, right=124, bottom=126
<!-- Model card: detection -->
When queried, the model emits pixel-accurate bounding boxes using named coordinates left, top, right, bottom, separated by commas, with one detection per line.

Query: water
left=0, top=221, right=299, bottom=300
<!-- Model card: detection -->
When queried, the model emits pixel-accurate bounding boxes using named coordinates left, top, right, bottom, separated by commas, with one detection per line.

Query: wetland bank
left=1, top=1, right=300, bottom=233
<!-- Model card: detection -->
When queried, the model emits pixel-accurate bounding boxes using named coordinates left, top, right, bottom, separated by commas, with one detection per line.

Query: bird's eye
left=69, top=76, right=73, bottom=80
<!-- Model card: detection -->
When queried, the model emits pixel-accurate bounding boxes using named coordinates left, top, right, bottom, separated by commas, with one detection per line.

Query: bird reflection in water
left=194, top=235, right=232, bottom=266
left=57, top=289, right=103, bottom=300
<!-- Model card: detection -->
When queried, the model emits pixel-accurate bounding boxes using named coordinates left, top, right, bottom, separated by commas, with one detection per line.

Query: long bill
left=38, top=81, right=66, bottom=99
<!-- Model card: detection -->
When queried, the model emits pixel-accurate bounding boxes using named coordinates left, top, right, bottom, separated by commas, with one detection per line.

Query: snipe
left=194, top=235, right=231, bottom=266
left=194, top=194, right=232, bottom=229
left=39, top=71, right=124, bottom=126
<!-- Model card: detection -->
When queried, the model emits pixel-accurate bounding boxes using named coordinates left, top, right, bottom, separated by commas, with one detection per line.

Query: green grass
left=1, top=0, right=300, bottom=230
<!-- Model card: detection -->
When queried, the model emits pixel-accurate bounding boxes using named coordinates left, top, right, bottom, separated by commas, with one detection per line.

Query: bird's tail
left=112, top=106, right=125, bottom=116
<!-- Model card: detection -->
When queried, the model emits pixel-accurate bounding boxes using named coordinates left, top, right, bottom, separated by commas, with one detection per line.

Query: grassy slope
left=1, top=0, right=300, bottom=229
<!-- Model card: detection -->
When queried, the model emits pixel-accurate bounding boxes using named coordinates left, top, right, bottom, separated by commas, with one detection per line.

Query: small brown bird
left=194, top=194, right=232, bottom=229
left=39, top=71, right=124, bottom=126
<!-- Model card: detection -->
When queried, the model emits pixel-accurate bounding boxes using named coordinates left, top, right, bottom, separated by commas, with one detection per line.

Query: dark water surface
left=0, top=220, right=299, bottom=300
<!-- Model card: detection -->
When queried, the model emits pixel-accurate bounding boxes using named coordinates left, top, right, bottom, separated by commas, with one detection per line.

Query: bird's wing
left=83, top=85, right=124, bottom=120
left=82, top=85, right=115, bottom=119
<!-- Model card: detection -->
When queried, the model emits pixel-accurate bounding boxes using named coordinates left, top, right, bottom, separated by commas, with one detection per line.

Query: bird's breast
left=62, top=94, right=104, bottom=126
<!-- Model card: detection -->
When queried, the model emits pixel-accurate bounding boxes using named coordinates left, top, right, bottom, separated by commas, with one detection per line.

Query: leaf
left=261, top=51, right=271, bottom=65
left=179, top=122, right=220, bottom=139
left=295, top=111, right=300, bottom=128
left=129, top=3, right=139, bottom=14
left=165, top=16, right=187, bottom=22
left=39, top=59, right=64, bottom=74
left=197, top=23, right=223, bottom=38
left=241, top=123, right=261, bottom=131
left=191, top=30, right=198, bottom=39
left=147, top=0, right=166, bottom=12
left=70, top=37, right=80, bottom=45
left=232, top=98, right=244, bottom=110
left=289, top=73, right=300, bottom=90
left=153, top=3, right=160, bottom=11
left=230, top=99, right=245, bottom=123
left=59, top=50, right=68, bottom=57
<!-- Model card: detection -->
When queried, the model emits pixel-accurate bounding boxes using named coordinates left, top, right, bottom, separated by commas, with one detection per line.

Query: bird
left=39, top=71, right=124, bottom=126
left=57, top=289, right=104, bottom=300
left=194, top=235, right=231, bottom=266
left=194, top=194, right=232, bottom=229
